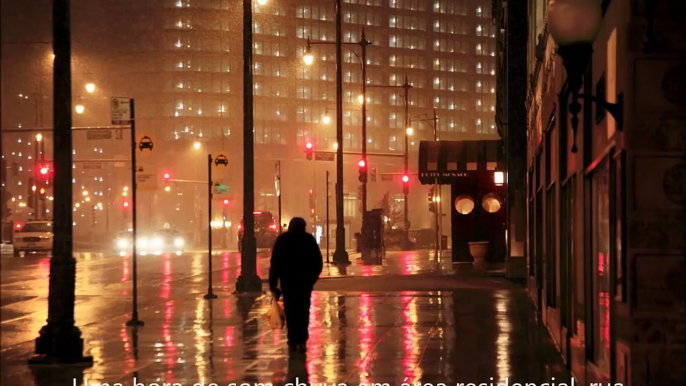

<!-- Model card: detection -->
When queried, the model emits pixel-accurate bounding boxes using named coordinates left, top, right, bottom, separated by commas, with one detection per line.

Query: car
left=13, top=220, right=53, bottom=257
left=114, top=228, right=185, bottom=256
left=138, top=135, right=153, bottom=151
left=237, top=211, right=279, bottom=251
left=214, top=155, right=229, bottom=166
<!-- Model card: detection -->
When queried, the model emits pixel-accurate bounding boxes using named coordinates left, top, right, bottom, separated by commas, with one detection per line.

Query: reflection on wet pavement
left=1, top=251, right=570, bottom=386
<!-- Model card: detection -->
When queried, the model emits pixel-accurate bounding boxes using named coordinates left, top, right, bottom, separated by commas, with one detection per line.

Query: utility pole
left=402, top=75, right=412, bottom=250
left=433, top=109, right=440, bottom=259
left=332, top=0, right=349, bottom=265
left=276, top=161, right=282, bottom=233
left=30, top=0, right=93, bottom=364
left=360, top=29, right=370, bottom=216
left=236, top=0, right=262, bottom=292
left=326, top=170, right=330, bottom=264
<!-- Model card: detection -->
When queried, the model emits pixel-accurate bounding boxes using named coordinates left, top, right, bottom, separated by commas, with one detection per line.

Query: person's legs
left=283, top=291, right=312, bottom=352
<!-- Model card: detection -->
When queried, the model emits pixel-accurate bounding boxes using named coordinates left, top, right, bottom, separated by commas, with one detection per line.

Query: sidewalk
left=1, top=255, right=572, bottom=386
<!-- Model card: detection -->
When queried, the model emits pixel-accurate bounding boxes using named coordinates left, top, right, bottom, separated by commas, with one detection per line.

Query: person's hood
left=288, top=217, right=307, bottom=233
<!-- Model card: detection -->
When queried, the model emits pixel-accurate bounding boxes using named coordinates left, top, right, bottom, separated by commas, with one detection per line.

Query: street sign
left=214, top=154, right=229, bottom=167
left=111, top=97, right=131, bottom=125
left=82, top=162, right=103, bottom=170
left=135, top=164, right=157, bottom=191
left=87, top=130, right=112, bottom=140
left=381, top=174, right=394, bottom=181
left=315, top=152, right=335, bottom=162
left=137, top=132, right=155, bottom=157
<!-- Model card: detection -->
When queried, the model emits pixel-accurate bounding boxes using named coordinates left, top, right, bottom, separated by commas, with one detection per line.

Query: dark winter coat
left=269, top=218, right=323, bottom=297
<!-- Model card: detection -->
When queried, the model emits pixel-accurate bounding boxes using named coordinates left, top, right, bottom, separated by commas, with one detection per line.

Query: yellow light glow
left=494, top=171, right=505, bottom=186
left=85, top=83, right=96, bottom=93
left=193, top=141, right=201, bottom=150
left=75, top=203, right=81, bottom=208
left=123, top=186, right=129, bottom=191
left=165, top=186, right=171, bottom=192
left=75, top=104, right=85, bottom=114
left=322, top=114, right=331, bottom=125
left=303, top=52, right=314, bottom=66
left=19, top=202, right=27, bottom=207
left=333, top=142, right=339, bottom=150
left=32, top=185, right=37, bottom=192
left=358, top=94, right=364, bottom=104
left=11, top=197, right=16, bottom=202
left=406, top=127, right=414, bottom=136
left=82, top=190, right=89, bottom=196
left=85, top=197, right=91, bottom=202
left=257, top=0, right=267, bottom=4
left=36, top=133, right=43, bottom=142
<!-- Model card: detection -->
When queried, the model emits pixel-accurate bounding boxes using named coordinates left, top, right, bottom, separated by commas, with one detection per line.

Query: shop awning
left=418, top=140, right=503, bottom=184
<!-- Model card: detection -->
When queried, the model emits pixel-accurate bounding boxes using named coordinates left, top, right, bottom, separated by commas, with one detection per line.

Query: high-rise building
left=2, top=0, right=498, bottom=245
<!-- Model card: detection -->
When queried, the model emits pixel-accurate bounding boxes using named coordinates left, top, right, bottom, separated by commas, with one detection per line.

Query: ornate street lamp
left=548, top=0, right=623, bottom=153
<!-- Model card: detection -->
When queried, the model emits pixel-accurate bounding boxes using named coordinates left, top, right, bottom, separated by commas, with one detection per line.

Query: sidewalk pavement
left=1, top=251, right=571, bottom=386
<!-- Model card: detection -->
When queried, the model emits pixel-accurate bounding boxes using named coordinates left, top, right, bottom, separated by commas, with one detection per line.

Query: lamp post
left=236, top=0, right=265, bottom=292
left=304, top=25, right=370, bottom=264
left=29, top=0, right=92, bottom=365
left=367, top=75, right=413, bottom=249
left=547, top=0, right=623, bottom=153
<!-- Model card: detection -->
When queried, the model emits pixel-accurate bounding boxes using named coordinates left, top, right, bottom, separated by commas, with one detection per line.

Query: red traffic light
left=163, top=172, right=171, bottom=180
left=15, top=222, right=23, bottom=230
left=358, top=159, right=366, bottom=168
left=39, top=166, right=50, bottom=175
left=305, top=141, right=313, bottom=150
left=402, top=175, right=410, bottom=183
left=222, top=199, right=230, bottom=206
left=122, top=200, right=130, bottom=208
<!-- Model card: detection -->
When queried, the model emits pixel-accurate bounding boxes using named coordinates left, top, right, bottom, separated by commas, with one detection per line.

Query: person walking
left=269, top=217, right=323, bottom=356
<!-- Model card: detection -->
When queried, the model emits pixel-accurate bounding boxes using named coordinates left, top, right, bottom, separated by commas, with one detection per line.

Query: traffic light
left=402, top=174, right=410, bottom=194
left=35, top=162, right=53, bottom=185
left=358, top=159, right=367, bottom=182
left=305, top=141, right=313, bottom=160
left=308, top=189, right=315, bottom=216
left=163, top=172, right=171, bottom=192
left=122, top=200, right=131, bottom=209
left=38, top=187, right=47, bottom=201
left=428, top=188, right=436, bottom=213
left=222, top=199, right=230, bottom=206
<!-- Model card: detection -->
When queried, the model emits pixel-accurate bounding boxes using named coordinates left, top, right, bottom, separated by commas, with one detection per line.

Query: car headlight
left=137, top=238, right=148, bottom=248
left=174, top=238, right=184, bottom=247
left=117, top=239, right=129, bottom=249
left=152, top=237, right=163, bottom=248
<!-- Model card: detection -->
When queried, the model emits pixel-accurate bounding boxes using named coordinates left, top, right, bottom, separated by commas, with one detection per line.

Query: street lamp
left=85, top=83, right=95, bottom=93
left=36, top=133, right=43, bottom=142
left=547, top=0, right=623, bottom=152
left=322, top=113, right=331, bottom=125
left=303, top=46, right=314, bottom=66
left=236, top=0, right=267, bottom=292
left=193, top=141, right=201, bottom=150
left=405, top=127, right=414, bottom=136
left=75, top=104, right=84, bottom=114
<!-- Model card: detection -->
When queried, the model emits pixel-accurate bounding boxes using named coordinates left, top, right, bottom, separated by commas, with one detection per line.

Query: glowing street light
left=303, top=47, right=314, bottom=66
left=257, top=0, right=267, bottom=5
left=75, top=104, right=85, bottom=114
left=36, top=133, right=43, bottom=142
left=85, top=83, right=95, bottom=93
left=82, top=190, right=89, bottom=196
left=358, top=94, right=365, bottom=104
left=406, top=127, right=414, bottom=136
left=322, top=114, right=331, bottom=125
left=193, top=141, right=201, bottom=150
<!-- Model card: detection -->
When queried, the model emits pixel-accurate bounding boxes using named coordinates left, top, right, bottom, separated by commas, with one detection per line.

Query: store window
left=481, top=193, right=502, bottom=213
left=454, top=195, right=474, bottom=215
left=592, top=159, right=611, bottom=374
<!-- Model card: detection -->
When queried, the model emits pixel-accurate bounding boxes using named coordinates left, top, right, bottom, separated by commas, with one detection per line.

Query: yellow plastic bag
left=265, top=298, right=285, bottom=329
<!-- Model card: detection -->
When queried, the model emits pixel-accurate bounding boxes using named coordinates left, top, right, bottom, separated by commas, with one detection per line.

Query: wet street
left=1, top=250, right=571, bottom=386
